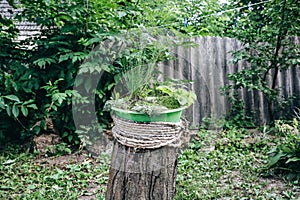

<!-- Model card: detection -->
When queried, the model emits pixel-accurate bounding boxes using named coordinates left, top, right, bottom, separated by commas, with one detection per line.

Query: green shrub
left=0, top=0, right=189, bottom=146
left=266, top=119, right=300, bottom=182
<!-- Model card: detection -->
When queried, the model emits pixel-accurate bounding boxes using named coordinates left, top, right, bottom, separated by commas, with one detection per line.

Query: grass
left=0, top=127, right=299, bottom=199
left=176, top=128, right=300, bottom=199
left=0, top=147, right=109, bottom=200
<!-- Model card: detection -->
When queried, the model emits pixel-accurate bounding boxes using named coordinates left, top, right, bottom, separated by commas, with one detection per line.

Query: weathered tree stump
left=105, top=116, right=190, bottom=200
left=106, top=141, right=179, bottom=200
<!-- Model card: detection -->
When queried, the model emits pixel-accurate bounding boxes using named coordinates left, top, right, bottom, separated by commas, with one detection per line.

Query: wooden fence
left=159, top=36, right=300, bottom=127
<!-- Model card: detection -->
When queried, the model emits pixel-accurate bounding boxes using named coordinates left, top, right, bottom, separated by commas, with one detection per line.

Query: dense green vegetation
left=0, top=0, right=299, bottom=198
left=224, top=0, right=300, bottom=123
left=0, top=148, right=109, bottom=199
left=0, top=0, right=189, bottom=145
left=176, top=126, right=300, bottom=199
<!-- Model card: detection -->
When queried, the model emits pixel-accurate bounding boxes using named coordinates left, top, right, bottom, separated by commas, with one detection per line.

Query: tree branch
left=267, top=0, right=288, bottom=121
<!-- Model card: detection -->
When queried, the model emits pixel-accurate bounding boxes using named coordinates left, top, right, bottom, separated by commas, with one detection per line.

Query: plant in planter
left=103, top=28, right=196, bottom=123
left=105, top=64, right=196, bottom=123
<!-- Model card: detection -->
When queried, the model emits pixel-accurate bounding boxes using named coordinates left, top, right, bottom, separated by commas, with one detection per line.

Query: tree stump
left=105, top=116, right=190, bottom=200
left=106, top=141, right=179, bottom=200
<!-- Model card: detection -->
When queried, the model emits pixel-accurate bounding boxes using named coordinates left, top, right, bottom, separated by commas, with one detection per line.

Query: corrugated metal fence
left=159, top=36, right=300, bottom=126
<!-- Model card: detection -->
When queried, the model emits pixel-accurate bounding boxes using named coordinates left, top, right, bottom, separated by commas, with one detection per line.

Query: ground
left=0, top=128, right=299, bottom=199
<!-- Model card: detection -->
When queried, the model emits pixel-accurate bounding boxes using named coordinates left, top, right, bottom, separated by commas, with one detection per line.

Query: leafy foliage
left=178, top=0, right=231, bottom=36
left=221, top=90, right=255, bottom=128
left=176, top=127, right=300, bottom=199
left=1, top=126, right=299, bottom=199
left=0, top=148, right=109, bottom=199
left=106, top=79, right=196, bottom=115
left=266, top=118, right=300, bottom=181
left=219, top=0, right=300, bottom=180
left=223, top=0, right=300, bottom=122
left=0, top=0, right=192, bottom=145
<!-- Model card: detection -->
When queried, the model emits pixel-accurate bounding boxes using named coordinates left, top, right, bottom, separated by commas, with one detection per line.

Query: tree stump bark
left=106, top=141, right=179, bottom=200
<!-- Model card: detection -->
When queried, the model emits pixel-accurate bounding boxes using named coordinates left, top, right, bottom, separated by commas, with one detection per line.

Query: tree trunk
left=106, top=140, right=179, bottom=200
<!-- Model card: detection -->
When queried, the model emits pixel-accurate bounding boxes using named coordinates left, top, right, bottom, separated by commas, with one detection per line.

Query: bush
left=266, top=118, right=300, bottom=182
left=0, top=0, right=187, bottom=147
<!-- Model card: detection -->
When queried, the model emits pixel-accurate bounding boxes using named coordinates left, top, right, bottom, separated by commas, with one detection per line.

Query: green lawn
left=0, top=128, right=299, bottom=199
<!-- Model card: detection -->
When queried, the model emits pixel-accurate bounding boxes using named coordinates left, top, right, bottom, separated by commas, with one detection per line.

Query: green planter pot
left=111, top=107, right=186, bottom=123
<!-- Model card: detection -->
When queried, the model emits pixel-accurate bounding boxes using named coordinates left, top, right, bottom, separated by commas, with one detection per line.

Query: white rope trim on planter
left=112, top=115, right=190, bottom=149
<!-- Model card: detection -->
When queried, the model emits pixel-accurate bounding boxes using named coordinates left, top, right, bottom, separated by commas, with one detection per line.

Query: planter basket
left=111, top=115, right=190, bottom=149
